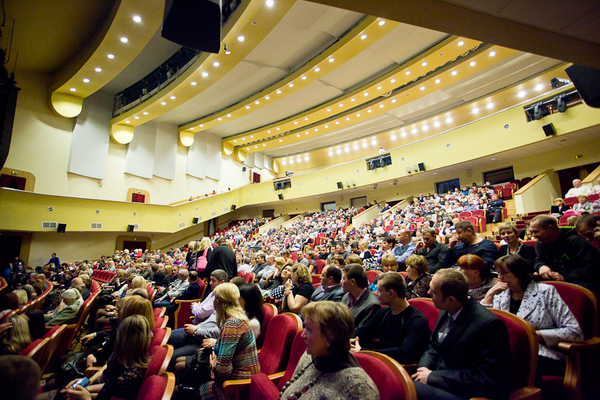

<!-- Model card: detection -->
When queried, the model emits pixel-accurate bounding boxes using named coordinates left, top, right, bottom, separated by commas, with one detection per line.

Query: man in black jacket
left=412, top=269, right=511, bottom=400
left=486, top=194, right=504, bottom=223
left=206, top=237, right=237, bottom=280
left=415, top=228, right=448, bottom=273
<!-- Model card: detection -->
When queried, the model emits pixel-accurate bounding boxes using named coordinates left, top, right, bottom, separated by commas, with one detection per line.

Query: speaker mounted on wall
left=127, top=224, right=135, bottom=233
left=278, top=194, right=284, bottom=200
left=162, top=0, right=222, bottom=53
left=57, top=223, right=66, bottom=233
left=542, top=123, right=557, bottom=137
left=418, top=162, right=426, bottom=172
left=336, top=181, right=343, bottom=189
left=231, top=205, right=236, bottom=211
left=192, top=217, right=199, bottom=224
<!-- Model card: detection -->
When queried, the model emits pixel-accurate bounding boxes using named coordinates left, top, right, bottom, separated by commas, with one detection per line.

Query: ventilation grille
left=211, top=211, right=217, bottom=217
left=90, top=223, right=103, bottom=229
left=42, top=221, right=58, bottom=229
left=178, top=222, right=186, bottom=228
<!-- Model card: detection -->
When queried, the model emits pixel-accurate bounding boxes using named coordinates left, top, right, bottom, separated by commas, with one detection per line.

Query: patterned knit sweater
left=279, top=352, right=379, bottom=400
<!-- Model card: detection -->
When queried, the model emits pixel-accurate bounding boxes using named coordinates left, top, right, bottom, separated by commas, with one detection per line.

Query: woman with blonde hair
left=12, top=289, right=28, bottom=305
left=404, top=254, right=432, bottom=299
left=260, top=256, right=286, bottom=290
left=283, top=264, right=314, bottom=314
left=194, top=282, right=260, bottom=400
left=0, top=315, right=31, bottom=355
left=64, top=314, right=152, bottom=400
left=196, top=237, right=213, bottom=278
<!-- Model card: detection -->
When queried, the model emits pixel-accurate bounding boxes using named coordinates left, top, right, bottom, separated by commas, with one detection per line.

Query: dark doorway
left=253, top=172, right=261, bottom=184
left=123, top=240, right=147, bottom=252
left=0, top=174, right=26, bottom=190
left=263, top=209, right=274, bottom=218
left=132, top=193, right=145, bottom=203
left=0, top=234, right=22, bottom=274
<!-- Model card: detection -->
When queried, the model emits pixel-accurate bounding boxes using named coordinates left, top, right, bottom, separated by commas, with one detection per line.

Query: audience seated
left=341, top=264, right=380, bottom=331
left=414, top=228, right=448, bottom=273
left=456, top=254, right=496, bottom=302
left=45, top=289, right=80, bottom=326
left=0, top=315, right=31, bottom=355
left=550, top=197, right=570, bottom=217
left=311, top=265, right=344, bottom=302
left=446, top=220, right=498, bottom=270
left=497, top=222, right=536, bottom=271
left=404, top=255, right=432, bottom=299
left=564, top=178, right=592, bottom=198
left=575, top=213, right=600, bottom=247
left=282, top=264, right=314, bottom=314
left=351, top=272, right=430, bottom=364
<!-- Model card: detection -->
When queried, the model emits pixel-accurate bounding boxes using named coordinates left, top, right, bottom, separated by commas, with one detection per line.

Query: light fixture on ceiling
left=224, top=44, right=231, bottom=55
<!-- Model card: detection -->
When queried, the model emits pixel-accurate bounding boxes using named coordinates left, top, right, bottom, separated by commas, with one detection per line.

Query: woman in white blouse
left=482, top=254, right=583, bottom=385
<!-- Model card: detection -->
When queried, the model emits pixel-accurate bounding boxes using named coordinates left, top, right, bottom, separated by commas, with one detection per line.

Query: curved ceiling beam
left=109, top=0, right=295, bottom=128
left=50, top=0, right=165, bottom=118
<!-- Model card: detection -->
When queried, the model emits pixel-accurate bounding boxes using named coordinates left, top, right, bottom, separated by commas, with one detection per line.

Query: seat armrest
left=222, top=378, right=251, bottom=396
left=470, top=386, right=541, bottom=400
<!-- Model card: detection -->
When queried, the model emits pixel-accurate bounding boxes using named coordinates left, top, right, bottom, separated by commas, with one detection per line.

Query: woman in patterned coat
left=482, top=254, right=583, bottom=385
left=197, top=282, right=260, bottom=400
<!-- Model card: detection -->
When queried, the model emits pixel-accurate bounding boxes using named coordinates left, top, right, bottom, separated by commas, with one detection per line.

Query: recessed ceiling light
left=371, top=140, right=377, bottom=146
left=134, top=116, right=139, bottom=119
left=412, top=129, right=418, bottom=134
left=265, top=0, right=274, bottom=7
left=364, top=92, right=369, bottom=96
left=170, top=96, right=176, bottom=99
left=489, top=51, right=496, bottom=57
left=391, top=78, right=396, bottom=83
left=314, top=128, right=318, bottom=132
left=360, top=34, right=368, bottom=40
left=446, top=117, right=453, bottom=123
left=227, top=114, right=231, bottom=117
left=379, top=104, right=384, bottom=108
left=391, top=134, right=397, bottom=140
left=191, top=81, right=197, bottom=85
left=314, top=67, right=320, bottom=72
left=356, top=113, right=361, bottom=117
left=391, top=99, right=397, bottom=103
left=335, top=121, right=340, bottom=125
left=345, top=147, right=350, bottom=153
left=82, top=78, right=89, bottom=83
left=518, top=91, right=526, bottom=98
left=95, top=67, right=102, bottom=72
left=107, top=54, right=115, bottom=59
left=120, top=37, right=128, bottom=43
left=246, top=105, right=250, bottom=109
left=367, top=109, right=372, bottom=113
left=329, top=58, right=334, bottom=63
left=301, top=76, right=307, bottom=80
left=304, top=156, right=309, bottom=161
left=327, top=108, right=331, bottom=112
left=289, top=83, right=294, bottom=88
left=254, top=146, right=258, bottom=149
left=276, top=90, right=282, bottom=94
left=304, top=117, right=308, bottom=121
left=470, top=61, right=476, bottom=67
left=200, top=124, right=204, bottom=127
left=473, top=108, right=479, bottom=114
left=423, top=125, right=429, bottom=131
left=378, top=20, right=385, bottom=26
left=246, top=147, right=250, bottom=150
left=233, top=140, right=237, bottom=143
left=328, top=151, right=333, bottom=156
left=282, top=160, right=287, bottom=165
left=433, top=121, right=440, bottom=127
left=70, top=88, right=76, bottom=92
left=255, top=101, right=260, bottom=105
left=351, top=98, right=356, bottom=102
left=161, top=101, right=166, bottom=105
left=125, top=120, right=130, bottom=123
left=190, top=127, right=194, bottom=130
left=458, top=40, right=464, bottom=46
left=377, top=86, right=382, bottom=90
left=401, top=132, right=407, bottom=137
left=242, top=137, right=246, bottom=140
left=435, top=79, right=441, bottom=84
left=297, top=134, right=300, bottom=137
left=237, top=35, right=245, bottom=42
left=487, top=103, right=494, bottom=109
left=201, top=72, right=208, bottom=77
left=143, top=112, right=148, bottom=115
left=362, top=143, right=368, bottom=148
left=405, top=71, right=411, bottom=75
left=353, top=144, right=359, bottom=150
left=535, top=84, right=544, bottom=91
left=339, top=104, right=343, bottom=107
left=279, top=139, right=283, bottom=142
left=267, top=130, right=271, bottom=134
left=218, top=117, right=222, bottom=121
left=276, top=127, right=280, bottom=130
left=451, top=71, right=458, bottom=76
left=305, top=131, right=309, bottom=135
left=213, top=61, right=220, bottom=67
left=324, top=125, right=328, bottom=128
left=133, top=15, right=141, bottom=23
left=263, top=144, right=267, bottom=147
left=346, top=117, right=350, bottom=121
left=420, top=86, right=426, bottom=90
left=336, top=149, right=342, bottom=154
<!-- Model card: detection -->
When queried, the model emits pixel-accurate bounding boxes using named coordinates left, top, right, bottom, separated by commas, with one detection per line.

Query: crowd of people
left=1, top=178, right=600, bottom=400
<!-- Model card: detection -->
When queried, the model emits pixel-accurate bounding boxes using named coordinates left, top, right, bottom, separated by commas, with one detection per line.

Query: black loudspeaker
left=162, top=0, right=222, bottom=53
left=278, top=194, right=284, bottom=200
left=242, top=167, right=246, bottom=172
left=231, top=205, right=236, bottom=211
left=418, top=162, right=426, bottom=172
left=57, top=223, right=66, bottom=233
left=542, top=123, right=557, bottom=137
left=192, top=217, right=199, bottom=224
left=0, top=82, right=20, bottom=170
left=337, top=181, right=343, bottom=189
left=565, top=65, right=600, bottom=108
left=127, top=224, right=135, bottom=233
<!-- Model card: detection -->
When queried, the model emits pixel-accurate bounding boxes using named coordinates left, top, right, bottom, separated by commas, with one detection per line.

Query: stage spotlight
left=557, top=95, right=567, bottom=112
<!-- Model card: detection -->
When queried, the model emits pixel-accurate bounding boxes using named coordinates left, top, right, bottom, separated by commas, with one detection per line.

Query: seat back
left=354, top=351, right=417, bottom=400
left=40, top=324, right=66, bottom=373
left=315, top=260, right=326, bottom=275
left=544, top=281, right=598, bottom=339
left=22, top=338, right=50, bottom=370
left=144, top=344, right=173, bottom=381
left=490, top=309, right=538, bottom=390
left=276, top=330, right=308, bottom=391
left=459, top=211, right=472, bottom=218
left=366, top=270, right=381, bottom=285
left=137, top=372, right=175, bottom=400
left=256, top=303, right=278, bottom=349
left=151, top=327, right=171, bottom=348
left=173, top=282, right=205, bottom=329
left=244, top=272, right=255, bottom=284
left=408, top=298, right=439, bottom=333
left=563, top=197, right=578, bottom=206
left=257, top=314, right=299, bottom=375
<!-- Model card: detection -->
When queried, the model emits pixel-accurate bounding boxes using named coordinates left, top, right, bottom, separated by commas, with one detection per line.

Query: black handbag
left=178, top=346, right=214, bottom=396
left=54, top=350, right=88, bottom=386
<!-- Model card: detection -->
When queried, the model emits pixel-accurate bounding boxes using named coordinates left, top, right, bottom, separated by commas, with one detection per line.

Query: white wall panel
left=254, top=152, right=264, bottom=170
left=153, top=123, right=177, bottom=180
left=265, top=155, right=273, bottom=171
left=125, top=123, right=156, bottom=179
left=205, top=133, right=221, bottom=180
left=243, top=152, right=255, bottom=168
left=187, top=132, right=207, bottom=179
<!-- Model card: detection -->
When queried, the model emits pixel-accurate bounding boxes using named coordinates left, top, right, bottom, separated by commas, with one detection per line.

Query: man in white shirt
left=565, top=179, right=592, bottom=198
left=190, top=269, right=227, bottom=323
left=591, top=178, right=600, bottom=194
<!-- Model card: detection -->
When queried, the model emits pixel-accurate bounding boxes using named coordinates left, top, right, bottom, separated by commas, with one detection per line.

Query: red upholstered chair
left=256, top=303, right=278, bottom=349
left=522, top=240, right=536, bottom=249
left=466, top=216, right=481, bottom=232
left=249, top=330, right=308, bottom=400
left=151, top=327, right=171, bottom=348
left=173, top=280, right=206, bottom=329
left=398, top=271, right=408, bottom=279
left=39, top=324, right=67, bottom=373
left=311, top=274, right=321, bottom=285
left=136, top=372, right=175, bottom=400
left=366, top=270, right=382, bottom=285
left=502, top=183, right=516, bottom=200
left=558, top=215, right=570, bottom=226
left=355, top=351, right=417, bottom=400
left=244, top=272, right=255, bottom=284
left=21, top=338, right=50, bottom=370
left=563, top=197, right=578, bottom=206
left=315, top=259, right=326, bottom=274
left=459, top=211, right=472, bottom=218
left=154, top=307, right=166, bottom=319
left=144, top=344, right=173, bottom=381
left=290, top=252, right=297, bottom=262
left=520, top=177, right=533, bottom=187
left=222, top=314, right=300, bottom=397
left=238, top=271, right=245, bottom=277
left=408, top=298, right=439, bottom=334
left=589, top=193, right=599, bottom=202
left=484, top=309, right=541, bottom=400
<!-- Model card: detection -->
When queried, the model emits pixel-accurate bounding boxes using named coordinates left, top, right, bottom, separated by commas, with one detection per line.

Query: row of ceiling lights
left=123, top=1, right=280, bottom=124
left=275, top=77, right=555, bottom=164
left=70, top=15, right=142, bottom=93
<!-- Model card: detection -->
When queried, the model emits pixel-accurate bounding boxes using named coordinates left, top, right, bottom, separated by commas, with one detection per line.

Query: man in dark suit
left=341, top=263, right=380, bottom=331
left=412, top=268, right=511, bottom=400
left=206, top=237, right=237, bottom=280
left=311, top=265, right=344, bottom=302
left=162, top=271, right=201, bottom=319
left=415, top=228, right=448, bottom=273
